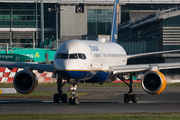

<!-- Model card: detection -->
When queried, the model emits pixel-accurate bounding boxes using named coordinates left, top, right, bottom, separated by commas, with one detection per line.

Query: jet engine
left=13, top=70, right=38, bottom=94
left=141, top=71, right=166, bottom=94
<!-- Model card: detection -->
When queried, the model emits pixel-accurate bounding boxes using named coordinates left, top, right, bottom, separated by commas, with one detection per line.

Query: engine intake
left=13, top=70, right=38, bottom=94
left=141, top=71, right=166, bottom=94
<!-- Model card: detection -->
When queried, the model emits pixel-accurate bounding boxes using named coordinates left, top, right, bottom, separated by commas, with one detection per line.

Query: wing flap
left=109, top=62, right=180, bottom=75
left=0, top=61, right=54, bottom=72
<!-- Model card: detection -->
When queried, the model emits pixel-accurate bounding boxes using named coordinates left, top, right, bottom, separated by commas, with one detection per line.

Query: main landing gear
left=53, top=76, right=80, bottom=105
left=118, top=74, right=138, bottom=103
left=54, top=76, right=68, bottom=103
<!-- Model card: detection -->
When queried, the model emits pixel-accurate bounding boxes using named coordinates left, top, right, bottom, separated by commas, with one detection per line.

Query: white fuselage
left=54, top=40, right=127, bottom=83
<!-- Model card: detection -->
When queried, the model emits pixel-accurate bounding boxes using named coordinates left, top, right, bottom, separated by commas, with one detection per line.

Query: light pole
left=34, top=0, right=39, bottom=48
left=48, top=6, right=65, bottom=50
left=55, top=5, right=59, bottom=50
left=59, top=7, right=65, bottom=48
left=40, top=0, right=44, bottom=48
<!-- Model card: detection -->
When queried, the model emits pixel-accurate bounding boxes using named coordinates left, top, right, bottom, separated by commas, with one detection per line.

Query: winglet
left=109, top=0, right=119, bottom=43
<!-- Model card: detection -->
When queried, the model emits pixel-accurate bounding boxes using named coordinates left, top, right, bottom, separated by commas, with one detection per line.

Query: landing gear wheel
left=118, top=74, right=139, bottom=104
left=61, top=94, right=67, bottom=103
left=124, top=94, right=129, bottom=103
left=73, top=97, right=80, bottom=105
left=69, top=97, right=80, bottom=105
left=132, top=94, right=138, bottom=103
left=69, top=98, right=74, bottom=105
left=54, top=94, right=60, bottom=103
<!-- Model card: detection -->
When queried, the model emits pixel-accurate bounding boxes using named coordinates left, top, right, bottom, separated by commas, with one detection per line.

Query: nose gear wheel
left=69, top=97, right=80, bottom=105
left=68, top=80, right=80, bottom=105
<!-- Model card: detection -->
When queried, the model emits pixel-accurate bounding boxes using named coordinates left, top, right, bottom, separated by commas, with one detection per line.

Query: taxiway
left=0, top=86, right=180, bottom=114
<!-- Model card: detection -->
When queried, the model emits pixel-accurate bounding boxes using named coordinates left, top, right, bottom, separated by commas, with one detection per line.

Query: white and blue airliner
left=1, top=0, right=180, bottom=105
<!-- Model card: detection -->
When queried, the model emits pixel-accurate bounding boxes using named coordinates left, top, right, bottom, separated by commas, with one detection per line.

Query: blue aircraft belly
left=83, top=71, right=109, bottom=83
left=56, top=70, right=109, bottom=83
left=56, top=70, right=90, bottom=80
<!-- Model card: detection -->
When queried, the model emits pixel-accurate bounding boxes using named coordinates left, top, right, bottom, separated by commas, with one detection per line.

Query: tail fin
left=109, top=0, right=119, bottom=43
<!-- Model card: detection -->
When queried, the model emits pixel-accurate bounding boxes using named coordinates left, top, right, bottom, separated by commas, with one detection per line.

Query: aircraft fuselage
left=54, top=40, right=127, bottom=83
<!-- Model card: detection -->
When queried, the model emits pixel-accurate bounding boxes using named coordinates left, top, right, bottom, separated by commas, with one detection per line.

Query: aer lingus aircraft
left=1, top=0, right=180, bottom=105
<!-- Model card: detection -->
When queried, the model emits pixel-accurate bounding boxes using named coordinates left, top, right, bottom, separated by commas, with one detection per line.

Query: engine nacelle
left=141, top=71, right=166, bottom=94
left=13, top=70, right=38, bottom=94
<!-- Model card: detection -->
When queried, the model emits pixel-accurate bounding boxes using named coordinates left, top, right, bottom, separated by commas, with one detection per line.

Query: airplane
left=1, top=0, right=180, bottom=105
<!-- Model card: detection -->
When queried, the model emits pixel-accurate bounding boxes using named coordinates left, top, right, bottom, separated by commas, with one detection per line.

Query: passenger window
left=78, top=53, right=83, bottom=59
left=69, top=54, right=78, bottom=59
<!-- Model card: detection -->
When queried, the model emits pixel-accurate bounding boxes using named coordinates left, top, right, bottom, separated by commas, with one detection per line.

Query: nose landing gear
left=53, top=76, right=80, bottom=105
left=69, top=82, right=80, bottom=105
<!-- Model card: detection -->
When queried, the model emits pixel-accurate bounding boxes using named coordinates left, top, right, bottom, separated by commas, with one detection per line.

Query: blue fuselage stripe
left=56, top=70, right=109, bottom=83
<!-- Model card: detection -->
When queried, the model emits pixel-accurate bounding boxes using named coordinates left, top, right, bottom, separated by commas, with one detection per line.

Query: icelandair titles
left=89, top=46, right=99, bottom=51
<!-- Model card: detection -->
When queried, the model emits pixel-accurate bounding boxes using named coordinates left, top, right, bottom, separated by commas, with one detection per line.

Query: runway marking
left=0, top=100, right=180, bottom=104
left=0, top=100, right=53, bottom=103
left=162, top=105, right=176, bottom=107
left=3, top=109, right=7, bottom=112
left=38, top=111, right=42, bottom=113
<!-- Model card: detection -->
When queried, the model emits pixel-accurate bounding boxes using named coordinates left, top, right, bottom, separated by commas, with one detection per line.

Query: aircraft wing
left=127, top=49, right=180, bottom=59
left=109, top=62, right=180, bottom=75
left=0, top=61, right=54, bottom=72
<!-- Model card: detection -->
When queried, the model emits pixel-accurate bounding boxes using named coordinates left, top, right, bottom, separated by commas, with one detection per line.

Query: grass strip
left=1, top=82, right=180, bottom=88
left=0, top=113, right=180, bottom=120
left=167, top=82, right=180, bottom=87
left=0, top=82, right=142, bottom=88
left=0, top=91, right=89, bottom=99
left=39, top=82, right=142, bottom=87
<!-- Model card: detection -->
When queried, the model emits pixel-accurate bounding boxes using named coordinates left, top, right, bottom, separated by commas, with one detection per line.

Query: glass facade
left=163, top=16, right=180, bottom=27
left=119, top=39, right=156, bottom=55
left=163, top=16, right=180, bottom=51
left=0, top=3, right=11, bottom=28
left=163, top=45, right=180, bottom=50
left=87, top=9, right=113, bottom=35
left=121, top=4, right=180, bottom=23
left=0, top=3, right=55, bottom=28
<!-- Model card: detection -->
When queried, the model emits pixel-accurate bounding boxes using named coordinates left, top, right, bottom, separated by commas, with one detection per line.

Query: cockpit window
left=78, top=53, right=83, bottom=59
left=69, top=54, right=78, bottom=59
left=82, top=54, right=86, bottom=59
left=56, top=53, right=87, bottom=60
left=61, top=53, right=68, bottom=59
left=56, top=53, right=68, bottom=59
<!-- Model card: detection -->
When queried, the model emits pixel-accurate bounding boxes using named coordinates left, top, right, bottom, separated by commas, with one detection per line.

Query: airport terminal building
left=0, top=0, right=115, bottom=48
left=0, top=0, right=180, bottom=68
left=118, top=2, right=180, bottom=67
